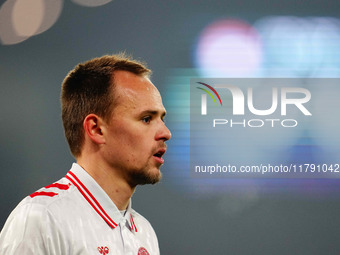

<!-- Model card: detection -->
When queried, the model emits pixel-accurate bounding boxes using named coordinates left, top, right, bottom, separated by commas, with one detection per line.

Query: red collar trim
left=66, top=170, right=118, bottom=229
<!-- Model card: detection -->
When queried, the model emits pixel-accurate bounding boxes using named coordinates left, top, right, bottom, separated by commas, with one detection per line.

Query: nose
left=156, top=121, right=171, bottom=142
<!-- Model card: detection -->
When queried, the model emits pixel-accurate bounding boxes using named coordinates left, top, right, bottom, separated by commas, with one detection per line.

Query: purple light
left=195, top=19, right=262, bottom=77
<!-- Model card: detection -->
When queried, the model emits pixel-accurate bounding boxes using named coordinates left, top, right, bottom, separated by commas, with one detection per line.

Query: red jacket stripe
left=65, top=175, right=117, bottom=229
left=30, top=191, right=58, bottom=198
left=45, top=183, right=71, bottom=190
left=130, top=214, right=138, bottom=232
left=66, top=172, right=118, bottom=228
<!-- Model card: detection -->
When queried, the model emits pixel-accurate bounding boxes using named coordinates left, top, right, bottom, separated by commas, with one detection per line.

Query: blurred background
left=1, top=0, right=340, bottom=254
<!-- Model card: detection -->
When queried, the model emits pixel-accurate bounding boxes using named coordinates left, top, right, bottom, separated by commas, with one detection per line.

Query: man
left=0, top=54, right=171, bottom=254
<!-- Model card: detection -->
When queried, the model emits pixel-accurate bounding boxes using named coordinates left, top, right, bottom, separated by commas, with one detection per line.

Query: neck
left=77, top=156, right=136, bottom=211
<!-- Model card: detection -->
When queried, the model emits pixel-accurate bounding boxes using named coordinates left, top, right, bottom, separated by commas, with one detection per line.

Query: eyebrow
left=139, top=110, right=167, bottom=118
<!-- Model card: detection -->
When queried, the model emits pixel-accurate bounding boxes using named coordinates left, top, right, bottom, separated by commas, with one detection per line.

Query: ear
left=83, top=114, right=106, bottom=145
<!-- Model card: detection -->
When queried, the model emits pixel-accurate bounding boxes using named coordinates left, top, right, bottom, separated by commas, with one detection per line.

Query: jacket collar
left=66, top=163, right=137, bottom=232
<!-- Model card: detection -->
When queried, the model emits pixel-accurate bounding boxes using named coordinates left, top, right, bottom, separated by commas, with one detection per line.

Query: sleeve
left=149, top=226, right=160, bottom=255
left=150, top=222, right=160, bottom=255
left=0, top=202, right=67, bottom=255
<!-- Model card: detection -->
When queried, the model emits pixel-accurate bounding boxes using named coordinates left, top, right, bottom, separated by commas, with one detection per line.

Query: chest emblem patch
left=138, top=247, right=150, bottom=255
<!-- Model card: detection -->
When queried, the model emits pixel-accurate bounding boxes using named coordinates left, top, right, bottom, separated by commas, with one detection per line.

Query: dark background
left=1, top=0, right=340, bottom=254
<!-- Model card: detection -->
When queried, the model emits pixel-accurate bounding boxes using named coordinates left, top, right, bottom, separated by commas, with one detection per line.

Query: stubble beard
left=128, top=166, right=162, bottom=186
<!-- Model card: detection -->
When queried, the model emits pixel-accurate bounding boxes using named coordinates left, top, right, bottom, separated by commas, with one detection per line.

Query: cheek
left=109, top=125, right=145, bottom=152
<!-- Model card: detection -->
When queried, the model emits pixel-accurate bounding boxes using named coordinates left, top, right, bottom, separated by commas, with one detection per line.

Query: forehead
left=112, top=70, right=164, bottom=112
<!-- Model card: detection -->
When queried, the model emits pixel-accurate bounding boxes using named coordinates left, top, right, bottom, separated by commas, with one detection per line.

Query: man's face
left=102, top=70, right=171, bottom=186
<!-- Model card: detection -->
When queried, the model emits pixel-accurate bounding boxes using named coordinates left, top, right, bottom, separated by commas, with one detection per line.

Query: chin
left=129, top=168, right=162, bottom=186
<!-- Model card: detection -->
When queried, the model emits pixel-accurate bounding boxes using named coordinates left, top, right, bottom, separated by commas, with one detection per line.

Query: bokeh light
left=254, top=16, right=340, bottom=77
left=0, top=0, right=113, bottom=45
left=0, top=0, right=63, bottom=45
left=12, top=0, right=45, bottom=37
left=71, top=0, right=112, bottom=7
left=194, top=19, right=262, bottom=77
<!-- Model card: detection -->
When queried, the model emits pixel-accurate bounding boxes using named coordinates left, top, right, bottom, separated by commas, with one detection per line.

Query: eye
left=142, top=116, right=152, bottom=124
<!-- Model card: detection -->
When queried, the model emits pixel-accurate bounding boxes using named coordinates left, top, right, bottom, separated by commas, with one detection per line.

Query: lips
left=153, top=148, right=166, bottom=164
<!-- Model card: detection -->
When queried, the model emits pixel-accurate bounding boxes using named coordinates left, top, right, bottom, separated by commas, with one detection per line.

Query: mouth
left=153, top=148, right=166, bottom=164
